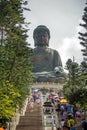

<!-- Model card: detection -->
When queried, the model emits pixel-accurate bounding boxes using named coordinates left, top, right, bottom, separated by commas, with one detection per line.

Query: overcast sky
left=24, top=0, right=86, bottom=68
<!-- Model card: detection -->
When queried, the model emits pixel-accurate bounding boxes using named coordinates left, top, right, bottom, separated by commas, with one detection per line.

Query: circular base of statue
left=33, top=75, right=66, bottom=84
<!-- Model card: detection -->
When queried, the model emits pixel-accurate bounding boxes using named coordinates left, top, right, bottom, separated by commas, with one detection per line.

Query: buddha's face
left=34, top=31, right=49, bottom=46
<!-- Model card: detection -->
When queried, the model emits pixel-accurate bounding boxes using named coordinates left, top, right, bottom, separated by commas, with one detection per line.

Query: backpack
left=82, top=121, right=87, bottom=129
left=64, top=120, right=68, bottom=127
left=57, top=103, right=61, bottom=109
left=69, top=119, right=74, bottom=127
left=61, top=105, right=64, bottom=111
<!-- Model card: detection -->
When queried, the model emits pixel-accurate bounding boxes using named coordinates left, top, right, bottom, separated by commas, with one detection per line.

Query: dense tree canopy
left=63, top=59, right=87, bottom=108
left=79, top=2, right=87, bottom=61
left=0, top=0, right=33, bottom=124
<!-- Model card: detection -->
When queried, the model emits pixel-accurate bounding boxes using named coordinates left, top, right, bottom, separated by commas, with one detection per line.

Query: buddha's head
left=33, top=25, right=50, bottom=47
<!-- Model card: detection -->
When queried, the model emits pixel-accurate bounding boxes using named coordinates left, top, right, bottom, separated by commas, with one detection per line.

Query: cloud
left=59, top=36, right=83, bottom=67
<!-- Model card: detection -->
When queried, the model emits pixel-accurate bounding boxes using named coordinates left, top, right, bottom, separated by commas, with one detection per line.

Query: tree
left=0, top=0, right=33, bottom=124
left=78, top=2, right=87, bottom=61
left=65, top=58, right=79, bottom=88
left=0, top=80, right=21, bottom=127
left=65, top=59, right=72, bottom=86
left=63, top=59, right=87, bottom=107
left=77, top=2, right=87, bottom=105
left=0, top=0, right=33, bottom=90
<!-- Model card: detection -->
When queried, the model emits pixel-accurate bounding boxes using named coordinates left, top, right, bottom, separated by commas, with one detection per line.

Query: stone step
left=26, top=109, right=42, bottom=112
left=19, top=120, right=42, bottom=124
left=25, top=113, right=42, bottom=116
left=19, top=118, right=42, bottom=122
left=25, top=111, right=42, bottom=114
left=18, top=121, right=42, bottom=125
left=19, top=119, right=42, bottom=122
left=19, top=119, right=42, bottom=123
left=26, top=109, right=41, bottom=112
left=20, top=115, right=42, bottom=118
left=16, top=126, right=43, bottom=130
left=25, top=108, right=41, bottom=112
left=16, top=101, right=43, bottom=130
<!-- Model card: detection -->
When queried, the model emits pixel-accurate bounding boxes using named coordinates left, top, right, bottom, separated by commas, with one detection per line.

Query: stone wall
left=7, top=98, right=28, bottom=130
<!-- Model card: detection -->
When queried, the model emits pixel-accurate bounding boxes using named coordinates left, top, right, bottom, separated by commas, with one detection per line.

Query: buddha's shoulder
left=48, top=48, right=59, bottom=54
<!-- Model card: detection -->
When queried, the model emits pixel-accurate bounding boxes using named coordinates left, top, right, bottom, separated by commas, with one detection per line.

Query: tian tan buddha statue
left=30, top=25, right=66, bottom=82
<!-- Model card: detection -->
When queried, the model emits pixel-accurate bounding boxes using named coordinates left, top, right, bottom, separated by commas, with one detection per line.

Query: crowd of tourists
left=28, top=88, right=87, bottom=130
left=28, top=88, right=41, bottom=109
left=46, top=89, right=87, bottom=130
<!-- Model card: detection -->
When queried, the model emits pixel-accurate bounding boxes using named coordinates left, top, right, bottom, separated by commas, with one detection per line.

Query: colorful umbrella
left=50, top=92, right=56, bottom=95
left=60, top=96, right=64, bottom=99
left=54, top=95, right=59, bottom=98
left=60, top=99, right=68, bottom=103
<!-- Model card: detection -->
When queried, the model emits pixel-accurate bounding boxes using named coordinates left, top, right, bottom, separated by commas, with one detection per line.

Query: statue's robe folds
left=30, top=47, right=66, bottom=83
left=31, top=47, right=62, bottom=73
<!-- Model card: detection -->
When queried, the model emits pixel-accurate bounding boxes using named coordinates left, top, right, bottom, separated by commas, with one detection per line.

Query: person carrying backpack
left=81, top=118, right=87, bottom=130
left=67, top=117, right=75, bottom=130
left=64, top=118, right=68, bottom=128
left=56, top=101, right=61, bottom=117
left=75, top=110, right=81, bottom=124
left=60, top=104, right=65, bottom=116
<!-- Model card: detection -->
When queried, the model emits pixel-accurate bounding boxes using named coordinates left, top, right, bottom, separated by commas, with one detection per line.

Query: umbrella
left=43, top=104, right=53, bottom=107
left=60, top=96, right=64, bottom=99
left=54, top=95, right=59, bottom=98
left=55, top=98, right=60, bottom=101
left=60, top=99, right=68, bottom=103
left=50, top=92, right=56, bottom=95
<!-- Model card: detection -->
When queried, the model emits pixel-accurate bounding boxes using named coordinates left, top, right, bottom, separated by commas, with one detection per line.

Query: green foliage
left=79, top=3, right=87, bottom=58
left=0, top=81, right=21, bottom=120
left=63, top=59, right=87, bottom=108
left=41, top=87, right=48, bottom=95
left=65, top=59, right=72, bottom=70
left=0, top=0, right=33, bottom=124
left=63, top=83, right=87, bottom=106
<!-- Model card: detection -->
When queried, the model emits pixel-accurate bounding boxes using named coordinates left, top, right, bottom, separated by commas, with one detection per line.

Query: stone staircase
left=16, top=103, right=43, bottom=130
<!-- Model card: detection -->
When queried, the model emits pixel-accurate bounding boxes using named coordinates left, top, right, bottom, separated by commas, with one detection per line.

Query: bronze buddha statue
left=30, top=25, right=65, bottom=82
